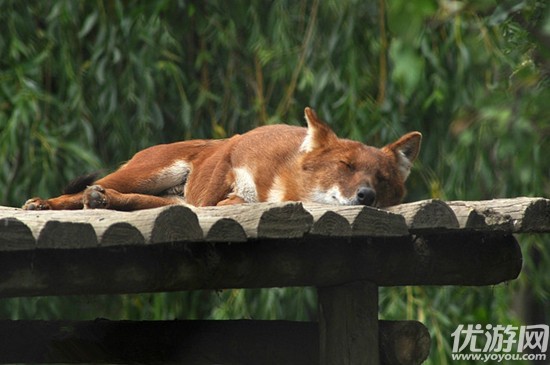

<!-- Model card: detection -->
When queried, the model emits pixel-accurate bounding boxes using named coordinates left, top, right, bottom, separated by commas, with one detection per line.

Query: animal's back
left=183, top=124, right=306, bottom=205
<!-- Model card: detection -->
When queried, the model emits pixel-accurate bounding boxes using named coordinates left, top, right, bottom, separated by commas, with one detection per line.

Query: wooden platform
left=0, top=197, right=548, bottom=364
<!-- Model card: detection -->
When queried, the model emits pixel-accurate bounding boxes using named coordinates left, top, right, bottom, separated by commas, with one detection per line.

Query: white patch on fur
left=396, top=150, right=413, bottom=181
left=267, top=175, right=286, bottom=202
left=154, top=160, right=190, bottom=193
left=309, top=186, right=353, bottom=205
left=233, top=167, right=258, bottom=203
left=299, top=129, right=314, bottom=153
left=163, top=184, right=186, bottom=197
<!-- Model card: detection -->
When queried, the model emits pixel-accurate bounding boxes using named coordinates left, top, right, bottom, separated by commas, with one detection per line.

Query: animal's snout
left=356, top=187, right=376, bottom=206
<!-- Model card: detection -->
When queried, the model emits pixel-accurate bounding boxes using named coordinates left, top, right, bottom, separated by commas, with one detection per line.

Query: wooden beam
left=0, top=233, right=521, bottom=298
left=386, top=199, right=459, bottom=231
left=0, top=203, right=408, bottom=250
left=303, top=204, right=408, bottom=237
left=0, top=319, right=430, bottom=365
left=318, top=281, right=380, bottom=365
left=379, top=320, right=432, bottom=365
left=447, top=197, right=550, bottom=232
left=1, top=198, right=548, bottom=249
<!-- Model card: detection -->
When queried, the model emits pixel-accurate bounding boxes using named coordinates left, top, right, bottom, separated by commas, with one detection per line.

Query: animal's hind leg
left=23, top=193, right=86, bottom=210
left=22, top=173, right=98, bottom=210
left=83, top=185, right=185, bottom=211
left=94, top=150, right=192, bottom=195
left=23, top=143, right=194, bottom=210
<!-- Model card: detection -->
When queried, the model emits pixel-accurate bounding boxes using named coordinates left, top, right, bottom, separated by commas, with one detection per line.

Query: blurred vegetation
left=0, top=0, right=549, bottom=363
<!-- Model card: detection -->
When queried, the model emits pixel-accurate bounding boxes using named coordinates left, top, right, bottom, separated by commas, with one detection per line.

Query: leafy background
left=1, top=0, right=549, bottom=363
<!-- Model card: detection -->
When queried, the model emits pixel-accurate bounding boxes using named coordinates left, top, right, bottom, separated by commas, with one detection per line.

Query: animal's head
left=299, top=107, right=422, bottom=207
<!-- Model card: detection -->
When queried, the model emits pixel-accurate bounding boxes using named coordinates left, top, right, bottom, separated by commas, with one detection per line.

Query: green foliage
left=0, top=288, right=316, bottom=321
left=0, top=0, right=549, bottom=363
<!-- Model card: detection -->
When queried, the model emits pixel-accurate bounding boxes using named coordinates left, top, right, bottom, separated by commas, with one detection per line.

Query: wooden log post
left=318, top=281, right=380, bottom=365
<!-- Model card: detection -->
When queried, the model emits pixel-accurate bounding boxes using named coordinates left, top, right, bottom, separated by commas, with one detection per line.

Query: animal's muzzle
left=356, top=187, right=376, bottom=206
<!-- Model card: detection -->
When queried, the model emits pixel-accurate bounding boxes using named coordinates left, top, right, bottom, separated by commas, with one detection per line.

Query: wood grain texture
left=304, top=204, right=408, bottom=237
left=1, top=198, right=547, bottom=250
left=318, top=281, right=379, bottom=365
left=447, top=197, right=550, bottom=232
left=386, top=199, right=459, bottom=231
left=0, top=233, right=521, bottom=298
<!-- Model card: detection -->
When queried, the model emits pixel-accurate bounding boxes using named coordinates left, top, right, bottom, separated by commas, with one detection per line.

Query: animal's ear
left=383, top=131, right=422, bottom=181
left=300, top=107, right=337, bottom=152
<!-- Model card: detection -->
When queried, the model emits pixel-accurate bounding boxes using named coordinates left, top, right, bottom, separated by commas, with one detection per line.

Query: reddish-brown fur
left=23, top=107, right=421, bottom=211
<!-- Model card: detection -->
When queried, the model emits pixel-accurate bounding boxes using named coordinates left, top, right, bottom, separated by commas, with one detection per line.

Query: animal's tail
left=63, top=172, right=101, bottom=194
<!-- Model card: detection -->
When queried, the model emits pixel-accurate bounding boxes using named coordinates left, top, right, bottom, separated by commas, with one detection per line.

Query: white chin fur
left=309, top=187, right=354, bottom=205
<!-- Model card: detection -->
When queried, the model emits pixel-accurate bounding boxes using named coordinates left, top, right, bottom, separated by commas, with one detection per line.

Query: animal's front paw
left=23, top=198, right=51, bottom=210
left=83, top=185, right=109, bottom=209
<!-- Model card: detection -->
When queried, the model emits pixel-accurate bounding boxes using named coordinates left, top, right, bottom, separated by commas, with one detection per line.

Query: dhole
left=23, top=107, right=421, bottom=211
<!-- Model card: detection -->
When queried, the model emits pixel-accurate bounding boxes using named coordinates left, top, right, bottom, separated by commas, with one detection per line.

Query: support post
left=318, top=281, right=379, bottom=365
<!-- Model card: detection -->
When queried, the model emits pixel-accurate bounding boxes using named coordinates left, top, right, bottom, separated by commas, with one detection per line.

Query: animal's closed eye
left=339, top=160, right=355, bottom=172
left=376, top=170, right=389, bottom=182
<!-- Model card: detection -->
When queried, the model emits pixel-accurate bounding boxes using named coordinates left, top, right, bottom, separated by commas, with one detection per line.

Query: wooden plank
left=0, top=207, right=168, bottom=246
left=0, top=202, right=315, bottom=247
left=447, top=197, right=550, bottom=232
left=1, top=197, right=547, bottom=249
left=0, top=203, right=314, bottom=247
left=37, top=221, right=97, bottom=249
left=308, top=210, right=353, bottom=236
left=150, top=205, right=202, bottom=243
left=0, top=319, right=430, bottom=365
left=204, top=218, right=247, bottom=242
left=258, top=202, right=313, bottom=238
left=101, top=222, right=146, bottom=246
left=0, top=202, right=407, bottom=249
left=193, top=202, right=313, bottom=240
left=0, top=233, right=521, bottom=298
left=521, top=197, right=550, bottom=232
left=386, top=199, right=459, bottom=232
left=318, top=281, right=379, bottom=365
left=304, top=204, right=408, bottom=237
left=0, top=218, right=35, bottom=251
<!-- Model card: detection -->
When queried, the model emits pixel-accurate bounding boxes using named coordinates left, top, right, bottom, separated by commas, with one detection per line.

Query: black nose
left=356, top=187, right=376, bottom=206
